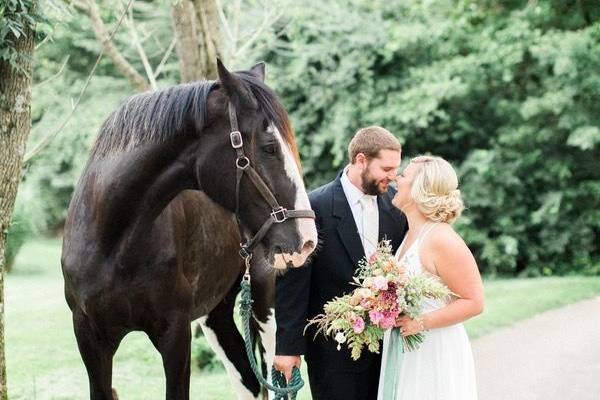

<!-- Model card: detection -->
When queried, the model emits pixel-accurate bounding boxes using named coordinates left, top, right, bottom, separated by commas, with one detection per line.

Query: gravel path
left=473, top=296, right=600, bottom=400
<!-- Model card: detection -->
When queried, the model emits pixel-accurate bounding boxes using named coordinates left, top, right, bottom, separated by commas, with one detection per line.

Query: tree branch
left=74, top=0, right=150, bottom=91
left=24, top=0, right=136, bottom=163
left=215, top=0, right=234, bottom=47
left=123, top=0, right=157, bottom=90
left=153, top=37, right=176, bottom=79
left=34, top=55, right=69, bottom=88
left=234, top=7, right=281, bottom=60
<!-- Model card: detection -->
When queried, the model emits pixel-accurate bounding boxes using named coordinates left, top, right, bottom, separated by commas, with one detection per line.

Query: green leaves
left=255, top=0, right=600, bottom=276
left=0, top=0, right=44, bottom=72
left=567, top=126, right=600, bottom=150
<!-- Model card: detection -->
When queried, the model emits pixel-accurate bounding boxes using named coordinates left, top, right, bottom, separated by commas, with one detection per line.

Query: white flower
left=335, top=332, right=347, bottom=344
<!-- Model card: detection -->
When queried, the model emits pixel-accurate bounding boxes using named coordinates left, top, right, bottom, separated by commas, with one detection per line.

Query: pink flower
left=351, top=316, right=365, bottom=334
left=372, top=276, right=388, bottom=291
left=368, top=310, right=384, bottom=325
left=376, top=289, right=399, bottom=314
left=379, top=311, right=400, bottom=329
left=360, top=298, right=374, bottom=309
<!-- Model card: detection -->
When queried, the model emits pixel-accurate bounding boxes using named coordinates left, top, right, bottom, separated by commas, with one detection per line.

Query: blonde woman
left=377, top=155, right=484, bottom=400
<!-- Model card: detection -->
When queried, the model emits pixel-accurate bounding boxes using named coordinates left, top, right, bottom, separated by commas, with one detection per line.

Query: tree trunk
left=172, top=0, right=223, bottom=82
left=0, top=6, right=36, bottom=399
left=194, top=0, right=222, bottom=80
left=171, top=0, right=204, bottom=82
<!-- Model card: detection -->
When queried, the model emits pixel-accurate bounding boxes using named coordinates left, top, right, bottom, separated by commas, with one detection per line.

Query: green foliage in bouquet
left=311, top=293, right=386, bottom=361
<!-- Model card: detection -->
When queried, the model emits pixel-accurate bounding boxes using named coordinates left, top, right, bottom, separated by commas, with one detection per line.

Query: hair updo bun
left=410, top=157, right=464, bottom=224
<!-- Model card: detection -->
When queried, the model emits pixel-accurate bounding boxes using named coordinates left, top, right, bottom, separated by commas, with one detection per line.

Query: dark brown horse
left=61, top=61, right=317, bottom=399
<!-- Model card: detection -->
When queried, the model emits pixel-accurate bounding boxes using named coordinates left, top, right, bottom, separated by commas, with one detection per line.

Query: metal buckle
left=230, top=131, right=243, bottom=149
left=271, top=207, right=288, bottom=223
left=236, top=156, right=250, bottom=170
left=239, top=245, right=251, bottom=260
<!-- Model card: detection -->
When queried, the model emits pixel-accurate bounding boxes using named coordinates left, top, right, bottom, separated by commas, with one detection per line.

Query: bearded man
left=274, top=126, right=409, bottom=400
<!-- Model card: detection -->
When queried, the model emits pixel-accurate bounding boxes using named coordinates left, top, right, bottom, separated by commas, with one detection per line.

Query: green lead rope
left=239, top=278, right=304, bottom=400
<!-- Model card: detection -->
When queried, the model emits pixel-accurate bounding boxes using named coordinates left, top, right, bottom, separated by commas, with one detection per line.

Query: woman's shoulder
left=427, top=223, right=468, bottom=253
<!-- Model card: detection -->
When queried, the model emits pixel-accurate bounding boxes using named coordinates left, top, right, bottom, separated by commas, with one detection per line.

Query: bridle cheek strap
left=228, top=103, right=315, bottom=262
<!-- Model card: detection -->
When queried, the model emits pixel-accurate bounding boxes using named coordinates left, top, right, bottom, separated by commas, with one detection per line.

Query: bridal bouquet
left=306, top=240, right=453, bottom=360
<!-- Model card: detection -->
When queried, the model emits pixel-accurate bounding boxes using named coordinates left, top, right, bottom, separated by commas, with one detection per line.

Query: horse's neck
left=87, top=140, right=198, bottom=254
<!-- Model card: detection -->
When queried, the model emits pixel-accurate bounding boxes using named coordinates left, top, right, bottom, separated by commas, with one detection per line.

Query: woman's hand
left=395, top=315, right=426, bottom=336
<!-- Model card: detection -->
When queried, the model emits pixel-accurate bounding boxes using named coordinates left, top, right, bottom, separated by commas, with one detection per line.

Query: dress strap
left=396, top=236, right=408, bottom=256
left=417, top=222, right=439, bottom=248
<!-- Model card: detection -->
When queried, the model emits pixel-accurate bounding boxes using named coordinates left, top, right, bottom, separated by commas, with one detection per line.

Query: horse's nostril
left=273, top=245, right=283, bottom=254
left=302, top=240, right=315, bottom=253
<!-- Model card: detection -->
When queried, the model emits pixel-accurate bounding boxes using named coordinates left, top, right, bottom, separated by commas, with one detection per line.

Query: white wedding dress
left=377, top=223, right=478, bottom=400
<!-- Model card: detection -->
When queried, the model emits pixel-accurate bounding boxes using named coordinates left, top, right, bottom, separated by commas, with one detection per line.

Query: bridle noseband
left=228, top=103, right=315, bottom=271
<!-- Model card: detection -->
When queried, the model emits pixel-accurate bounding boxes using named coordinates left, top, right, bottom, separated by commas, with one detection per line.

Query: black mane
left=90, top=72, right=297, bottom=160
left=91, top=81, right=215, bottom=157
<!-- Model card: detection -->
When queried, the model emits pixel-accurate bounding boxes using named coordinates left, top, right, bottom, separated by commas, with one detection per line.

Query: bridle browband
left=227, top=102, right=315, bottom=270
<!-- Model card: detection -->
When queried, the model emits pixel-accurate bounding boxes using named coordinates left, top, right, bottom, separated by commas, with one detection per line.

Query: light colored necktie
left=359, top=195, right=378, bottom=258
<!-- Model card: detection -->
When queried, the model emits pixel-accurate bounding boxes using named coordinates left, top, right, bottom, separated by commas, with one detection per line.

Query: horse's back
left=62, top=186, right=244, bottom=324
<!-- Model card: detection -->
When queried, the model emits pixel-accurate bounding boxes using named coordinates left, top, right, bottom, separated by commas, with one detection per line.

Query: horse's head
left=197, top=60, right=317, bottom=269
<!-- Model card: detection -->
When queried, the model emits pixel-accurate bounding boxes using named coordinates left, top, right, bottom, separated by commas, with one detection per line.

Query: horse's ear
left=249, top=62, right=265, bottom=82
left=216, top=58, right=258, bottom=109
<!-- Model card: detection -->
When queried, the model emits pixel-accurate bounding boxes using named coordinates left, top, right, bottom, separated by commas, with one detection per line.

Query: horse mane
left=90, top=71, right=301, bottom=170
left=91, top=81, right=215, bottom=158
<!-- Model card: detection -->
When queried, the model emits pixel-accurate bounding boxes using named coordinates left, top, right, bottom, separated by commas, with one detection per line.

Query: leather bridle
left=227, top=103, right=315, bottom=271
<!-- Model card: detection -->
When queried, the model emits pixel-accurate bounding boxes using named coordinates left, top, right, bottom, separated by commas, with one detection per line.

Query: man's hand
left=273, top=355, right=302, bottom=382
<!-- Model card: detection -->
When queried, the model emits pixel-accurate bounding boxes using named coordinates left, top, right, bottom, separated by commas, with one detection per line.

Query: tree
left=0, top=0, right=38, bottom=396
left=69, top=0, right=223, bottom=84
left=256, top=0, right=600, bottom=275
left=172, top=0, right=222, bottom=80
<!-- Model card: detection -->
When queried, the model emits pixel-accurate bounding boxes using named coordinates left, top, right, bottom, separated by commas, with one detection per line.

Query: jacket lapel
left=378, top=192, right=408, bottom=250
left=378, top=195, right=394, bottom=242
left=332, top=175, right=365, bottom=267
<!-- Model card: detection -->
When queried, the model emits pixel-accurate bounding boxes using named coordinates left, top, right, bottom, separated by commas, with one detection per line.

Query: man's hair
left=348, top=126, right=401, bottom=164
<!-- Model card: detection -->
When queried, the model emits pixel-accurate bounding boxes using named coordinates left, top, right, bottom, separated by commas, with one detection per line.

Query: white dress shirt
left=340, top=166, right=379, bottom=255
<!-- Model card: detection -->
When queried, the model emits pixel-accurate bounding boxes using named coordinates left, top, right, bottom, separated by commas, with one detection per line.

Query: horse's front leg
left=198, top=282, right=261, bottom=400
left=149, top=312, right=192, bottom=400
left=249, top=266, right=278, bottom=400
left=72, top=309, right=123, bottom=400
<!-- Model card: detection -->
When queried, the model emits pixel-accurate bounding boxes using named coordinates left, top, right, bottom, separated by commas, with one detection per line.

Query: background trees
left=258, top=0, right=600, bottom=276
left=7, top=0, right=600, bottom=281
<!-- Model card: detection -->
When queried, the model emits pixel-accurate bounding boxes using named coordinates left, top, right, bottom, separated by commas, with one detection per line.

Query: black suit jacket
left=275, top=172, right=408, bottom=373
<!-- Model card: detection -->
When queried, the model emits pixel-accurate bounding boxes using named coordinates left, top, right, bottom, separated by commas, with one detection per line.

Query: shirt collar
left=341, top=166, right=377, bottom=206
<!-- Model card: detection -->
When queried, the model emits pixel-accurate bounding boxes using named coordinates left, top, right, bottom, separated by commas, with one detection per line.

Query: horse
left=61, top=60, right=317, bottom=399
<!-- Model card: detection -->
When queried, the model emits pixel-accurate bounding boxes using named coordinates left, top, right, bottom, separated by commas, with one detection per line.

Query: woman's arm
left=397, top=225, right=484, bottom=336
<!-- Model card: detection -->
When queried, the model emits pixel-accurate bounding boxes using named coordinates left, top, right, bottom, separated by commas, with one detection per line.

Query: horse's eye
left=264, top=144, right=277, bottom=154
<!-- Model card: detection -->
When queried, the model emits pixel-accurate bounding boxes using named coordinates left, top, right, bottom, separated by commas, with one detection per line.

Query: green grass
left=6, top=238, right=234, bottom=400
left=6, top=238, right=600, bottom=399
left=466, top=276, right=600, bottom=338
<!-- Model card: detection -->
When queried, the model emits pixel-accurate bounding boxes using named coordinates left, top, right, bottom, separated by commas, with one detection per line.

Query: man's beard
left=361, top=168, right=388, bottom=196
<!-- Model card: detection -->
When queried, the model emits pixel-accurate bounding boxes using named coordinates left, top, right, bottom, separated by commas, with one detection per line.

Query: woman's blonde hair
left=409, top=155, right=464, bottom=224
